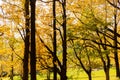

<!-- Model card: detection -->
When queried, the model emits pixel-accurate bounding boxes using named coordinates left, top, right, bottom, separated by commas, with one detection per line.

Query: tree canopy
left=0, top=0, right=120, bottom=80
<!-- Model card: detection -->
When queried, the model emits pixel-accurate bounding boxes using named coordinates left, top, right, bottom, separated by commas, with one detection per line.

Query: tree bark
left=61, top=0, right=67, bottom=80
left=96, top=29, right=110, bottom=80
left=10, top=52, right=13, bottom=80
left=87, top=71, right=92, bottom=80
left=103, top=55, right=110, bottom=80
left=30, top=0, right=36, bottom=80
left=23, top=0, right=30, bottom=80
left=113, top=7, right=120, bottom=78
left=53, top=0, right=57, bottom=80
left=104, top=68, right=110, bottom=80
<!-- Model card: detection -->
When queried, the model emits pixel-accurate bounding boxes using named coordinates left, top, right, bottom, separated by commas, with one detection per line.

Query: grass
left=0, top=67, right=119, bottom=80
left=67, top=67, right=119, bottom=80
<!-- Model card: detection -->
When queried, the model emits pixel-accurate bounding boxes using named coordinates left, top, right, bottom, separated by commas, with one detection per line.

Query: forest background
left=0, top=0, right=120, bottom=80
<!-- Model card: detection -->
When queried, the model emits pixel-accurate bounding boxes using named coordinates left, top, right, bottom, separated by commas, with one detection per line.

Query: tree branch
left=106, top=0, right=120, bottom=10
left=9, top=43, right=23, bottom=60
left=38, top=36, right=62, bottom=68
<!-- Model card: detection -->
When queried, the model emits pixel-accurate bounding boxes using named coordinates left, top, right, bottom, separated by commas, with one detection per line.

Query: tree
left=0, top=1, right=25, bottom=79
left=37, top=0, right=68, bottom=79
left=96, top=30, right=111, bottom=80
left=61, top=0, right=67, bottom=79
left=30, top=0, right=36, bottom=80
left=112, top=1, right=120, bottom=78
left=67, top=1, right=112, bottom=80
left=106, top=0, right=120, bottom=78
left=106, top=0, right=120, bottom=10
left=23, top=0, right=30, bottom=80
left=70, top=40, right=93, bottom=80
left=53, top=0, right=57, bottom=80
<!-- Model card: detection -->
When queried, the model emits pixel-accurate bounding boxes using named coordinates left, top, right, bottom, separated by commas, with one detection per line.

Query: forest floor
left=67, top=67, right=118, bottom=80
left=0, top=67, right=119, bottom=80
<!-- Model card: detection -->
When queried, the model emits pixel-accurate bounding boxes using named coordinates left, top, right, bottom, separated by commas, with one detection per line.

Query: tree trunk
left=103, top=59, right=110, bottom=80
left=96, top=19, right=111, bottom=80
left=61, top=0, right=67, bottom=80
left=10, top=66, right=13, bottom=80
left=23, top=0, right=29, bottom=80
left=60, top=72, right=67, bottom=80
left=87, top=72, right=92, bottom=80
left=114, top=50, right=120, bottom=77
left=113, top=7, right=120, bottom=78
left=103, top=55, right=110, bottom=80
left=47, top=70, right=51, bottom=80
left=30, top=0, right=36, bottom=80
left=10, top=52, right=13, bottom=80
left=53, top=0, right=57, bottom=80
left=104, top=68, right=110, bottom=80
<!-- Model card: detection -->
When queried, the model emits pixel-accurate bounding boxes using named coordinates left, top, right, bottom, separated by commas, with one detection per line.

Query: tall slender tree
left=30, top=0, right=36, bottom=80
left=61, top=0, right=67, bottom=79
left=10, top=52, right=14, bottom=80
left=53, top=0, right=57, bottom=80
left=106, top=0, right=120, bottom=77
left=113, top=6, right=120, bottom=78
left=23, top=0, right=30, bottom=80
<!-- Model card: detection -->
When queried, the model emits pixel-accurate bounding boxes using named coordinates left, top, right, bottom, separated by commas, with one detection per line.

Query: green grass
left=67, top=67, right=119, bottom=80
left=0, top=67, right=119, bottom=80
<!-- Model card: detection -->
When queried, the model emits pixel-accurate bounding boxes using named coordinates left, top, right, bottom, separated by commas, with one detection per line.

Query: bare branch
left=106, top=0, right=120, bottom=10
left=56, top=28, right=63, bottom=42
left=16, top=27, right=25, bottom=41
left=38, top=36, right=62, bottom=68
left=9, top=43, right=23, bottom=60
left=82, top=38, right=120, bottom=49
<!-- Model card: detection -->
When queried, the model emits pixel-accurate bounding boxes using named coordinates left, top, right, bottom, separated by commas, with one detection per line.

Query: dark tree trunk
left=53, top=0, right=57, bottom=80
left=114, top=51, right=120, bottom=77
left=113, top=8, right=120, bottom=78
left=10, top=52, right=13, bottom=80
left=104, top=68, right=110, bottom=80
left=72, top=40, right=92, bottom=80
left=87, top=71, right=92, bottom=80
left=96, top=28, right=110, bottom=80
left=10, top=66, right=13, bottom=80
left=100, top=55, right=110, bottom=80
left=103, top=55, right=110, bottom=80
left=23, top=0, right=30, bottom=80
left=103, top=35, right=110, bottom=80
left=61, top=0, right=67, bottom=80
left=30, top=0, right=36, bottom=80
